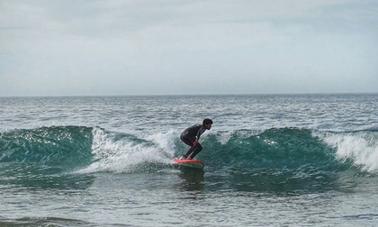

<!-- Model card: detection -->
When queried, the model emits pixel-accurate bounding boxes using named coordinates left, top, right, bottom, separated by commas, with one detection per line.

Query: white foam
left=77, top=128, right=177, bottom=174
left=145, top=129, right=178, bottom=157
left=322, top=132, right=378, bottom=172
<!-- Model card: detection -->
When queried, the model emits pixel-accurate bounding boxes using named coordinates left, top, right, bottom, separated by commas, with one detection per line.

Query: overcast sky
left=1, top=0, right=377, bottom=96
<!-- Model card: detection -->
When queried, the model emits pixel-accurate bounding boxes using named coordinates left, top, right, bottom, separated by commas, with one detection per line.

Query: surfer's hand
left=193, top=140, right=198, bottom=146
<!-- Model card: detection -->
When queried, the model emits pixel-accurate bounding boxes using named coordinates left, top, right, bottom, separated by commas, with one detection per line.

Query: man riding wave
left=180, top=118, right=213, bottom=160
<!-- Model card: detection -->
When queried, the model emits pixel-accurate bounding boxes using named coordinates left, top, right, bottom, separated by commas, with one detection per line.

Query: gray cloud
left=0, top=0, right=377, bottom=96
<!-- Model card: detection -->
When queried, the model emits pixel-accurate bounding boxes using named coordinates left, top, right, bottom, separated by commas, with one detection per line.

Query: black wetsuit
left=180, top=124, right=207, bottom=159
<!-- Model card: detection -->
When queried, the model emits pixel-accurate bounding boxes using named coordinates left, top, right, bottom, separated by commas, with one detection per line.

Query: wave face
left=1, top=126, right=378, bottom=192
left=204, top=128, right=341, bottom=170
left=199, top=128, right=358, bottom=192
left=0, top=126, right=95, bottom=189
left=0, top=126, right=93, bottom=167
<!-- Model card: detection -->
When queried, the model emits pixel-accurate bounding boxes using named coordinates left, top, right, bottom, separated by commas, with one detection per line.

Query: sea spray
left=322, top=131, right=378, bottom=172
left=78, top=127, right=174, bottom=173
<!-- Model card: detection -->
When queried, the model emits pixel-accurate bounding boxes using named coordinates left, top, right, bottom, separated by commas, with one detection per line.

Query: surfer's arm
left=196, top=126, right=204, bottom=138
left=195, top=129, right=201, bottom=141
left=194, top=126, right=205, bottom=145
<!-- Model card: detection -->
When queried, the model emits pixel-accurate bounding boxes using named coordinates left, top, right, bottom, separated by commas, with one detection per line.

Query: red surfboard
left=173, top=159, right=204, bottom=169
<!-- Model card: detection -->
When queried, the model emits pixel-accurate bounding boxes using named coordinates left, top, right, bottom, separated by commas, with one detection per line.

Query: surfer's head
left=203, top=118, right=213, bottom=130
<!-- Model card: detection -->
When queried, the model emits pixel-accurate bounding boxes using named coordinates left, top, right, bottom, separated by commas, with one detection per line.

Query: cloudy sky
left=1, top=0, right=377, bottom=96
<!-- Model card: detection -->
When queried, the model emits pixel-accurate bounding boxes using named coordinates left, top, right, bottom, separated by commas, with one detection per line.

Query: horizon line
left=0, top=92, right=377, bottom=98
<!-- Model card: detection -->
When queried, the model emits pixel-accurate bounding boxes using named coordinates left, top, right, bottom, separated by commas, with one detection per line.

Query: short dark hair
left=203, top=118, right=213, bottom=125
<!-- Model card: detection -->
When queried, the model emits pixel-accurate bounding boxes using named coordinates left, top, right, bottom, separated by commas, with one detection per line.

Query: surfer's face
left=205, top=123, right=212, bottom=130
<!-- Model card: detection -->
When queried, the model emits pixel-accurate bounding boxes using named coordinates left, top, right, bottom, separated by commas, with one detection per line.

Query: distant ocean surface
left=1, top=94, right=378, bottom=226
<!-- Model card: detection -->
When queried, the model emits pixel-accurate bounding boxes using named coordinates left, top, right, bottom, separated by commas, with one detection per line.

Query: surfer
left=180, top=118, right=213, bottom=160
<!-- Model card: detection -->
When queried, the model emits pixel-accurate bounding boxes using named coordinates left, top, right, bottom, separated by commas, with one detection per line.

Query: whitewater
left=1, top=94, right=378, bottom=226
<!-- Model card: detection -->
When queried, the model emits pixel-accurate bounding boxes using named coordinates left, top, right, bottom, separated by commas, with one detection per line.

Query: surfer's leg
left=184, top=146, right=196, bottom=159
left=181, top=136, right=195, bottom=159
left=188, top=143, right=202, bottom=159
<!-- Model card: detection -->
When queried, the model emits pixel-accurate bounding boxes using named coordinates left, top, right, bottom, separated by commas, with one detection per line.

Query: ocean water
left=1, top=94, right=378, bottom=226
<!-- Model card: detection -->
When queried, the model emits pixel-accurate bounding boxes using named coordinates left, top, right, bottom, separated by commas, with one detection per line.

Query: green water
left=1, top=94, right=378, bottom=226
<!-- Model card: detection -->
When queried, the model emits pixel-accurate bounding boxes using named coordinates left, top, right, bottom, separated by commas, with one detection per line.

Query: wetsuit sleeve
left=195, top=126, right=205, bottom=139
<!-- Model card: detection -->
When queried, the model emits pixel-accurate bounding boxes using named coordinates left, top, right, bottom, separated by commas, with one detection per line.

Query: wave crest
left=1, top=126, right=377, bottom=176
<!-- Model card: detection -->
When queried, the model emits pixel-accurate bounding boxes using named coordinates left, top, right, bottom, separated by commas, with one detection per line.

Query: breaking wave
left=1, top=126, right=378, bottom=191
